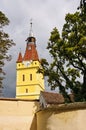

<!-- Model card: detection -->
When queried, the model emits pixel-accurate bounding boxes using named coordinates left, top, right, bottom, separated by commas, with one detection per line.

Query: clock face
left=27, top=61, right=31, bottom=66
left=23, top=60, right=32, bottom=67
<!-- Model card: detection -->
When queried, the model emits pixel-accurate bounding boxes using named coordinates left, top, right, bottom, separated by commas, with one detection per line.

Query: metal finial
left=20, top=48, right=21, bottom=52
left=30, top=19, right=32, bottom=27
left=29, top=19, right=34, bottom=37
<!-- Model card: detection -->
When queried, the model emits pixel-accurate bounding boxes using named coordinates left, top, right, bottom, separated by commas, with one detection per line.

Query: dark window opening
left=23, top=74, right=25, bottom=81
left=26, top=89, right=28, bottom=93
left=30, top=74, right=32, bottom=81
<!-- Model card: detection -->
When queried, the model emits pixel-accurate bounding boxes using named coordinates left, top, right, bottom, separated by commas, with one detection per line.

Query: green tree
left=0, top=11, right=15, bottom=90
left=40, top=1, right=86, bottom=102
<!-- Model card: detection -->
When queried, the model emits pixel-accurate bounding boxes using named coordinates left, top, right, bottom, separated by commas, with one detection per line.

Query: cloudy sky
left=0, top=0, right=80, bottom=97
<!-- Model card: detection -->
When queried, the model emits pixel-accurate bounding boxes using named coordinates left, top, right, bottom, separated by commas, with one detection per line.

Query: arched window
left=30, top=74, right=32, bottom=81
left=23, top=74, right=25, bottom=81
left=26, top=88, right=28, bottom=93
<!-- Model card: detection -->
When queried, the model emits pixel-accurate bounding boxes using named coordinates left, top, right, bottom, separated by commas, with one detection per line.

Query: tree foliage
left=40, top=1, right=86, bottom=102
left=0, top=11, right=15, bottom=89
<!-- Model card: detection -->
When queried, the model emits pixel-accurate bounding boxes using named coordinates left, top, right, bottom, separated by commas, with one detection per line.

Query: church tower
left=16, top=22, right=44, bottom=100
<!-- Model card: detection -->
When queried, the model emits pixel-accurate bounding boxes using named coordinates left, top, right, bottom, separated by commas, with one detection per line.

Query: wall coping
left=38, top=102, right=86, bottom=112
left=0, top=98, right=86, bottom=112
left=0, top=97, right=39, bottom=102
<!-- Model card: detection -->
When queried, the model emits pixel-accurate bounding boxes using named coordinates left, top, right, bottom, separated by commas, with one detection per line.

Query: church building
left=16, top=22, right=44, bottom=100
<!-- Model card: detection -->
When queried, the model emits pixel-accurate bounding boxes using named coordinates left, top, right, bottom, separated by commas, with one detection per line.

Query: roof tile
left=41, top=91, right=64, bottom=104
left=23, top=43, right=39, bottom=61
left=16, top=52, right=23, bottom=63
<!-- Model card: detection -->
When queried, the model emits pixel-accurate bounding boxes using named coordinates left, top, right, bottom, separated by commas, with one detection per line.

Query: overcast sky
left=0, top=0, right=80, bottom=97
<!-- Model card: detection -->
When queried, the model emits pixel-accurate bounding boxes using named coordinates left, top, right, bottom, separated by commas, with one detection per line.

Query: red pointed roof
left=16, top=52, right=23, bottom=63
left=17, top=22, right=39, bottom=62
left=23, top=43, right=39, bottom=61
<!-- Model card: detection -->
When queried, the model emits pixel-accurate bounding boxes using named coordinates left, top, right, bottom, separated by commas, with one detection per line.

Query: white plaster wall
left=0, top=99, right=39, bottom=130
left=0, top=99, right=86, bottom=130
left=37, top=106, right=86, bottom=130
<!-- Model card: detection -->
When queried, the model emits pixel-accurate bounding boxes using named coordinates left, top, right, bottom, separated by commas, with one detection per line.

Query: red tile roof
left=41, top=91, right=64, bottom=104
left=23, top=43, right=39, bottom=61
left=16, top=52, right=23, bottom=63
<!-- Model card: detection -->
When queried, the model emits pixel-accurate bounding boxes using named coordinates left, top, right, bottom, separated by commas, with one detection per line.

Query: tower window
left=26, top=89, right=28, bottom=93
left=28, top=46, right=31, bottom=50
left=23, top=74, right=25, bottom=81
left=30, top=74, right=32, bottom=80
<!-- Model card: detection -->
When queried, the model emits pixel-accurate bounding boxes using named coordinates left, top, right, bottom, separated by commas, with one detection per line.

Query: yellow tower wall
left=16, top=61, right=44, bottom=99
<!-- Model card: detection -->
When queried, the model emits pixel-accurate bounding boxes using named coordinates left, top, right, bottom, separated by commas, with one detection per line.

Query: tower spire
left=29, top=19, right=34, bottom=37
left=26, top=19, right=36, bottom=44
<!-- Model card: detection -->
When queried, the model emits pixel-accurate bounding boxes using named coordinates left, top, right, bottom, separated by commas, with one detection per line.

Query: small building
left=39, top=91, right=64, bottom=108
